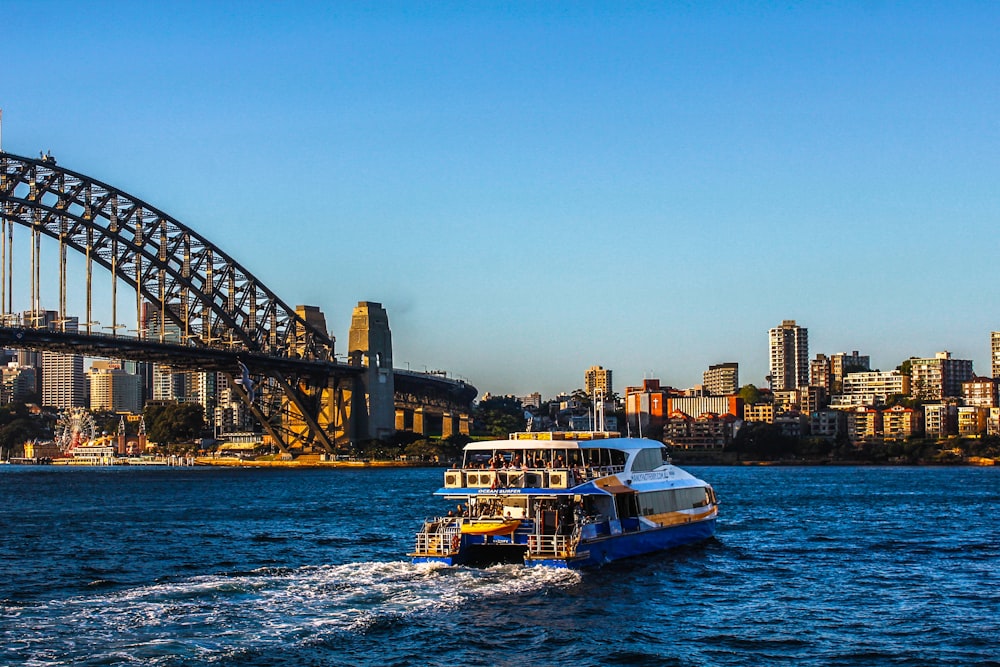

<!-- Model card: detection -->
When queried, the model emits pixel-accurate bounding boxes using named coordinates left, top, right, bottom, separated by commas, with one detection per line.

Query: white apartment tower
left=768, top=320, right=809, bottom=391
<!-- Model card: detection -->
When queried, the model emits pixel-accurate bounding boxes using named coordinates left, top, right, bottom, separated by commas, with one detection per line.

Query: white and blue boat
left=410, top=431, right=718, bottom=569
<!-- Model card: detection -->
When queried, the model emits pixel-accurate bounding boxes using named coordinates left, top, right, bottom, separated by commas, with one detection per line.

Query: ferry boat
left=410, top=432, right=718, bottom=569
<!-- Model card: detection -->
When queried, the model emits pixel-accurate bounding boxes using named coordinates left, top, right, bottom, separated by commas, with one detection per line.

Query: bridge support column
left=442, top=412, right=455, bottom=438
left=459, top=414, right=471, bottom=436
left=413, top=407, right=426, bottom=436
left=348, top=301, right=395, bottom=441
left=395, top=408, right=407, bottom=431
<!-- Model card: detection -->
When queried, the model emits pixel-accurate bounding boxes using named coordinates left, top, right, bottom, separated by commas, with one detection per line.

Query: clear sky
left=2, top=1, right=998, bottom=398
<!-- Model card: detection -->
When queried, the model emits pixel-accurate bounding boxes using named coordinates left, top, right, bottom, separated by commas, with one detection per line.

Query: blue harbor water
left=1, top=465, right=998, bottom=666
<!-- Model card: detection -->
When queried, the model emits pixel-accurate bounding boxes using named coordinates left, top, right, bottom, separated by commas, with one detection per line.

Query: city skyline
left=2, top=3, right=998, bottom=397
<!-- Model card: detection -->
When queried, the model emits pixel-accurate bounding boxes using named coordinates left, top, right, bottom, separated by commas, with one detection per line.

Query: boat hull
left=527, top=516, right=716, bottom=569
left=412, top=516, right=716, bottom=570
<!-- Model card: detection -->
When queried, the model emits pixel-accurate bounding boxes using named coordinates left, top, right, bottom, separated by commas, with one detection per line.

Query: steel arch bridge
left=0, top=150, right=362, bottom=454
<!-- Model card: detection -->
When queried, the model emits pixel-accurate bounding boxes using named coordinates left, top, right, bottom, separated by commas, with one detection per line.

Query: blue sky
left=2, top=2, right=998, bottom=397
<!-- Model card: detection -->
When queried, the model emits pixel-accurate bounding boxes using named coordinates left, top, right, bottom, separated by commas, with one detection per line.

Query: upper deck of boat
left=464, top=431, right=664, bottom=452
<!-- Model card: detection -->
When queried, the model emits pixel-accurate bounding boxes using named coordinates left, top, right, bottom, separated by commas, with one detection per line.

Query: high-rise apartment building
left=703, top=362, right=738, bottom=396
left=810, top=354, right=832, bottom=392
left=42, top=351, right=86, bottom=409
left=991, top=331, right=1000, bottom=378
left=909, top=351, right=974, bottom=401
left=768, top=320, right=809, bottom=391
left=830, top=351, right=871, bottom=388
left=584, top=365, right=613, bottom=398
left=41, top=316, right=86, bottom=409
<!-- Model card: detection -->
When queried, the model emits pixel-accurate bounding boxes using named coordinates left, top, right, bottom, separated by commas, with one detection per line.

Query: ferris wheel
left=55, top=408, right=99, bottom=453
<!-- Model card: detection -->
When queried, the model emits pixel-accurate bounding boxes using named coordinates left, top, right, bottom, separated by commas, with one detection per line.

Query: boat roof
left=463, top=432, right=665, bottom=452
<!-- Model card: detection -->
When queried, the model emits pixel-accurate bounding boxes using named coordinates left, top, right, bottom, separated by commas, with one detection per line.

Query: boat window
left=631, top=448, right=663, bottom=472
left=609, top=449, right=627, bottom=467
left=639, top=487, right=711, bottom=515
left=465, top=452, right=491, bottom=468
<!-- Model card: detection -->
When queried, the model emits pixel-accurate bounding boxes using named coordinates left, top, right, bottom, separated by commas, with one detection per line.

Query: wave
left=0, top=561, right=581, bottom=666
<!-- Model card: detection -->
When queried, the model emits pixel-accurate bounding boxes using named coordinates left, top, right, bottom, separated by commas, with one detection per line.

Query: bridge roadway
left=0, top=326, right=361, bottom=380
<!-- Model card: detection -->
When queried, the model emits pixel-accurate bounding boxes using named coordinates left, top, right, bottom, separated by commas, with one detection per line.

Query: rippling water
left=1, top=465, right=998, bottom=666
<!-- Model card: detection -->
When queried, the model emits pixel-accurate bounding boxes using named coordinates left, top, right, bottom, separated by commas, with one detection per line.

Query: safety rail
left=527, top=534, right=575, bottom=558
left=412, top=520, right=461, bottom=556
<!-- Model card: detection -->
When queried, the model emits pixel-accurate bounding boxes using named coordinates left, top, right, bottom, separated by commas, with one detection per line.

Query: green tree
left=0, top=402, right=48, bottom=457
left=404, top=438, right=443, bottom=461
left=144, top=403, right=206, bottom=445
left=473, top=396, right=527, bottom=437
left=739, top=384, right=762, bottom=405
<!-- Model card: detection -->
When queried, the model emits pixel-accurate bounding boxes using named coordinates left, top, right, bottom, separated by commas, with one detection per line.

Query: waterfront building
left=831, top=370, right=910, bottom=408
left=909, top=352, right=974, bottom=401
left=923, top=403, right=957, bottom=438
left=662, top=410, right=737, bottom=450
left=584, top=365, right=613, bottom=399
left=775, top=411, right=805, bottom=439
left=882, top=405, right=922, bottom=441
left=957, top=406, right=988, bottom=437
left=810, top=409, right=847, bottom=441
left=845, top=406, right=881, bottom=443
left=962, top=376, right=998, bottom=408
left=768, top=320, right=809, bottom=390
left=703, top=362, right=738, bottom=396
left=23, top=440, right=63, bottom=460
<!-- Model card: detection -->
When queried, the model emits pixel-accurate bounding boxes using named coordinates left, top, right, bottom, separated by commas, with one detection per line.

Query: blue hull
left=528, top=517, right=717, bottom=569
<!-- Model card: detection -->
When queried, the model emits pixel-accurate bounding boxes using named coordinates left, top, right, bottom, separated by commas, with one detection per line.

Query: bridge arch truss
left=0, top=151, right=349, bottom=453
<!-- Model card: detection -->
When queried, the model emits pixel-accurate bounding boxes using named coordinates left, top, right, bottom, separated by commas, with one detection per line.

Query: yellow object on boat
left=460, top=520, right=521, bottom=536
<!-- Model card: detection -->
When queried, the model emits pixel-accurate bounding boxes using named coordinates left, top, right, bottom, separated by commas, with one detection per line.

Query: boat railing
left=446, top=465, right=627, bottom=490
left=527, top=533, right=574, bottom=558
left=412, top=518, right=461, bottom=556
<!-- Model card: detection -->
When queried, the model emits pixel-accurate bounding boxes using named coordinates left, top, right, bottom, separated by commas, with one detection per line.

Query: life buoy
left=451, top=535, right=461, bottom=551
